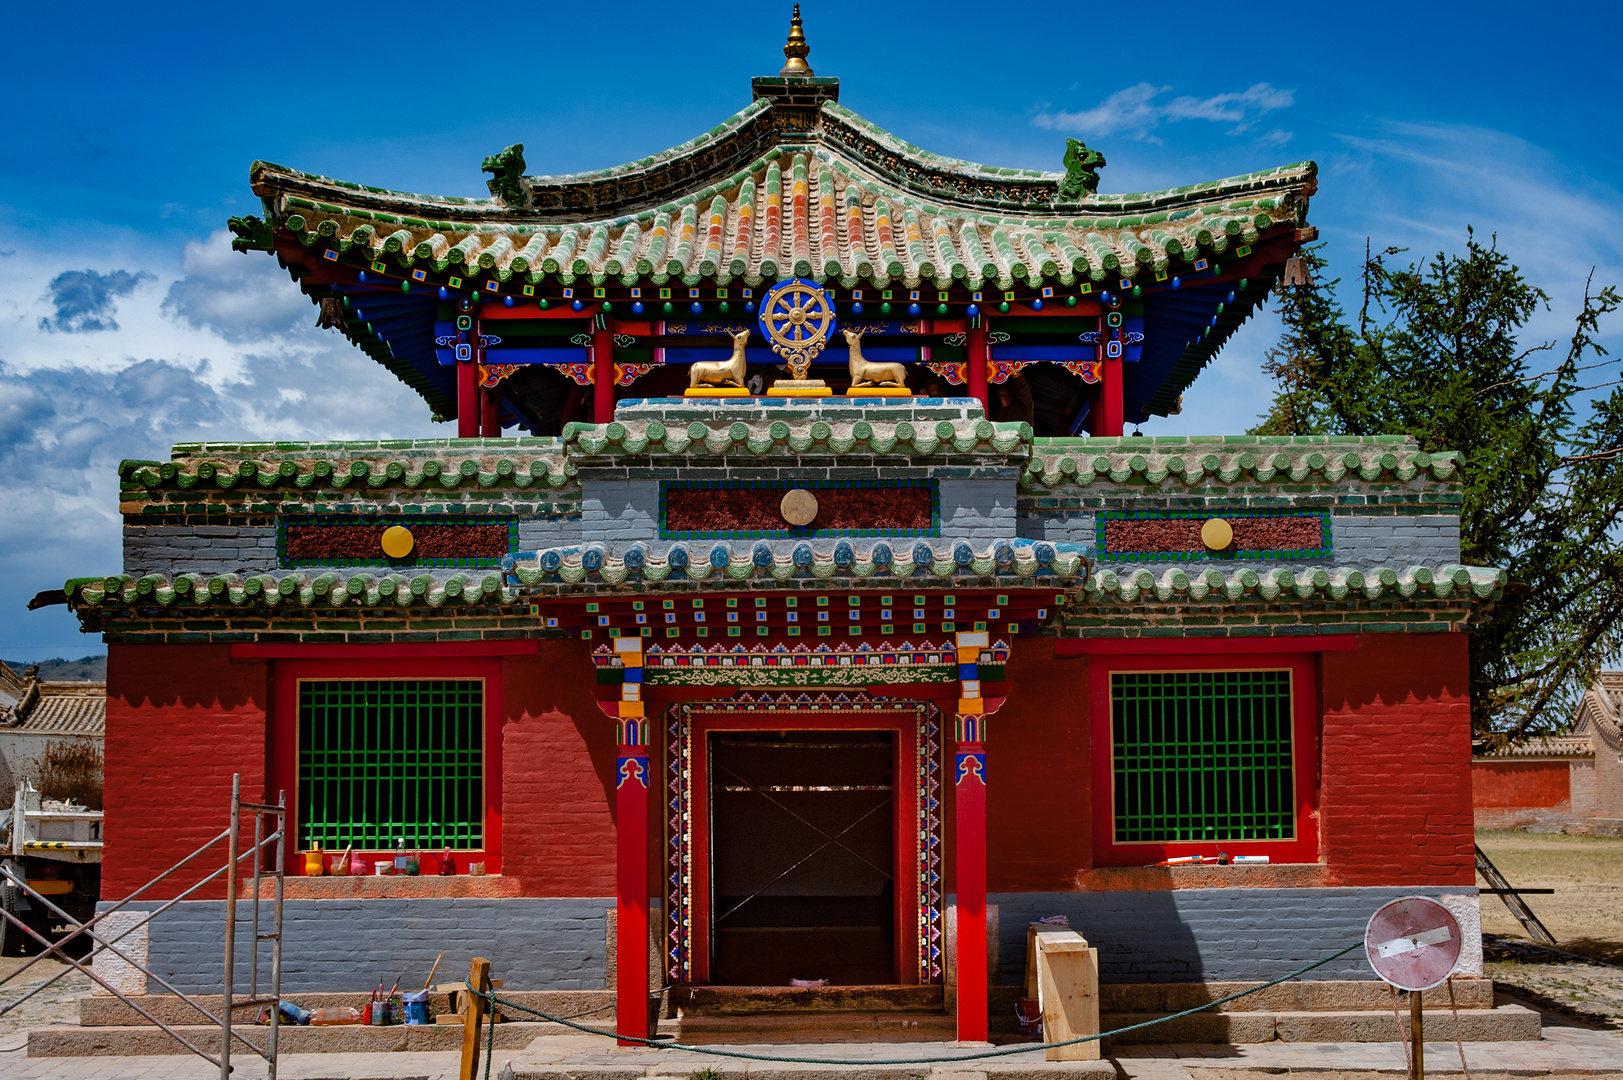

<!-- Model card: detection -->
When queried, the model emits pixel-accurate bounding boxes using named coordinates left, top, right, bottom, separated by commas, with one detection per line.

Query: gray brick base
left=990, top=886, right=1480, bottom=984
left=104, top=897, right=612, bottom=993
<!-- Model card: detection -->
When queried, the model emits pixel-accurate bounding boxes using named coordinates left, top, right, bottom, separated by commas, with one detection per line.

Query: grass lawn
left=1477, top=829, right=1623, bottom=1026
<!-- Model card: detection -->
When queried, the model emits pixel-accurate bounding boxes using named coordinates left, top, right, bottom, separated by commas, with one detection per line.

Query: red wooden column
left=479, top=386, right=501, bottom=437
left=1099, top=310, right=1123, bottom=435
left=593, top=321, right=615, bottom=424
left=954, top=713, right=988, bottom=1043
left=966, top=318, right=989, bottom=413
left=457, top=314, right=480, bottom=438
left=615, top=737, right=650, bottom=1044
left=612, top=634, right=650, bottom=1044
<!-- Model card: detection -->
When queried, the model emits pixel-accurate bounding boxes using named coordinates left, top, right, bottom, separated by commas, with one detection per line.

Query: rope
left=479, top=940, right=1363, bottom=1066
left=1388, top=983, right=1412, bottom=1073
left=1447, top=977, right=1472, bottom=1080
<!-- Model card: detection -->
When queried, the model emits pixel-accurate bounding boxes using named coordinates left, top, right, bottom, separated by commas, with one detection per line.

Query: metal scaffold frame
left=0, top=773, right=285, bottom=1077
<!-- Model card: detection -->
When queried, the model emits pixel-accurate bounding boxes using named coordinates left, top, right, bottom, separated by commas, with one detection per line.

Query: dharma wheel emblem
left=758, top=278, right=837, bottom=380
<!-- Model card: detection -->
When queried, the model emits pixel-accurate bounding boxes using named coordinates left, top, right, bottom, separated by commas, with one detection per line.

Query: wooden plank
left=458, top=957, right=491, bottom=1080
left=1475, top=844, right=1558, bottom=945
left=1036, top=932, right=1099, bottom=1062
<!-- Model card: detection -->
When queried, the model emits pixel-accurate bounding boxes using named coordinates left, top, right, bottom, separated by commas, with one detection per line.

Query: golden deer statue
left=688, top=329, right=751, bottom=388
left=844, top=328, right=907, bottom=388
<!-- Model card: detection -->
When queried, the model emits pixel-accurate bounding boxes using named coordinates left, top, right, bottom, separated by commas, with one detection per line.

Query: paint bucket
left=350, top=851, right=368, bottom=876
left=374, top=861, right=392, bottom=876
left=469, top=862, right=486, bottom=876
left=403, top=991, right=431, bottom=1025
left=327, top=855, right=349, bottom=876
left=1015, top=997, right=1041, bottom=1036
left=302, top=850, right=325, bottom=877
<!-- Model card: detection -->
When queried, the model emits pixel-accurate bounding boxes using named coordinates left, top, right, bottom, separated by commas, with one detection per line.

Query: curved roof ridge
left=524, top=99, right=772, bottom=184
left=819, top=100, right=1057, bottom=181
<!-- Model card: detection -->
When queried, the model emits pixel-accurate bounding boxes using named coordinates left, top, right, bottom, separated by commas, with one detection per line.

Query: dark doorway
left=709, top=730, right=896, bottom=985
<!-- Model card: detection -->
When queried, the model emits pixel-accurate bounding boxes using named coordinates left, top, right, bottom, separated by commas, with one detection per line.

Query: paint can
left=302, top=849, right=325, bottom=877
left=403, top=990, right=431, bottom=1025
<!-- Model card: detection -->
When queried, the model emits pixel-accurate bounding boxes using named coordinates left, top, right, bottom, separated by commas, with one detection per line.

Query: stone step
left=27, top=1019, right=559, bottom=1057
left=676, top=1010, right=955, bottom=1042
left=1096, top=1004, right=1541, bottom=1045
left=79, top=989, right=613, bottom=1027
left=984, top=979, right=1496, bottom=1017
left=674, top=984, right=944, bottom=1014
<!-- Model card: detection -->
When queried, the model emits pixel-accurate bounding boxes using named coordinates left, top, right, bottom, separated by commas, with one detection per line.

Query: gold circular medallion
left=380, top=525, right=416, bottom=559
left=1200, top=518, right=1234, bottom=551
left=780, top=489, right=819, bottom=527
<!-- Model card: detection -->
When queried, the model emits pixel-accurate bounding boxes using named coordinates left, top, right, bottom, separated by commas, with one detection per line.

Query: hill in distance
left=2, top=655, right=107, bottom=681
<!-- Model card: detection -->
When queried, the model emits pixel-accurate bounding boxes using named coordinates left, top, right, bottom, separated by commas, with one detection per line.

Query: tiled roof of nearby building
left=0, top=660, right=104, bottom=736
left=14, top=684, right=105, bottom=736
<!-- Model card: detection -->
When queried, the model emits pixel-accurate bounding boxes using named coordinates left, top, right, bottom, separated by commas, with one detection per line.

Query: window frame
left=1088, top=652, right=1320, bottom=867
left=270, top=657, right=504, bottom=874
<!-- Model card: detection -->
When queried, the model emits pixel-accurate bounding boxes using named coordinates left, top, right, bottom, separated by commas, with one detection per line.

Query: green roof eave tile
left=121, top=442, right=575, bottom=492
left=558, top=418, right=1033, bottom=458
left=1019, top=439, right=1460, bottom=489
left=1083, top=563, right=1505, bottom=605
left=67, top=571, right=514, bottom=611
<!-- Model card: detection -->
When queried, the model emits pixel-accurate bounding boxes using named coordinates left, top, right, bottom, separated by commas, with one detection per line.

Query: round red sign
left=1364, top=897, right=1462, bottom=991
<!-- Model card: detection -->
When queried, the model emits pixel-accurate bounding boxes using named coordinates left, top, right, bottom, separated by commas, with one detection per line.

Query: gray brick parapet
left=124, top=525, right=280, bottom=577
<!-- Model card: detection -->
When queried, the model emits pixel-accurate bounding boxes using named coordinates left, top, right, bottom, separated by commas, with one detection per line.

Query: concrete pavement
left=2, top=1019, right=1622, bottom=1080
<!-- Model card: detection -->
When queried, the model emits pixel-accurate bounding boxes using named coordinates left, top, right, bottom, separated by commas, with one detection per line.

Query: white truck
left=0, top=781, right=102, bottom=956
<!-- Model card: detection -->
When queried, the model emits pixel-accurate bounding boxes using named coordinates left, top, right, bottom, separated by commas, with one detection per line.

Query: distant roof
left=0, top=661, right=104, bottom=737
left=1474, top=734, right=1593, bottom=759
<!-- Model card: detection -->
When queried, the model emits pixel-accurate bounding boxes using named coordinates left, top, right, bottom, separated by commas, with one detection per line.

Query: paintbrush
left=423, top=951, right=444, bottom=991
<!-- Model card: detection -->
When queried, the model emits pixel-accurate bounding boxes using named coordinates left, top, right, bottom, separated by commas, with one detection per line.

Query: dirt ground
left=1478, top=829, right=1623, bottom=1026
left=0, top=956, right=91, bottom=1045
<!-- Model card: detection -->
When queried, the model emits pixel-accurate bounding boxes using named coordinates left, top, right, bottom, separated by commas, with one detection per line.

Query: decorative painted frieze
left=1096, top=510, right=1331, bottom=563
left=279, top=514, right=517, bottom=568
left=659, top=479, right=938, bottom=539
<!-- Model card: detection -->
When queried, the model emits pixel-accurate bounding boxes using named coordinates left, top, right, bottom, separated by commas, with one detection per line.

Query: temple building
left=56, top=10, right=1523, bottom=1046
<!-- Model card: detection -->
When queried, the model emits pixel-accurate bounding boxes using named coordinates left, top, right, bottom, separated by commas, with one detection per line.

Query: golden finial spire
left=779, top=4, right=813, bottom=76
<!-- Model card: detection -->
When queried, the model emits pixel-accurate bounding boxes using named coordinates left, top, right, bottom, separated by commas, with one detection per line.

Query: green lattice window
left=298, top=680, right=484, bottom=850
left=1112, top=670, right=1295, bottom=844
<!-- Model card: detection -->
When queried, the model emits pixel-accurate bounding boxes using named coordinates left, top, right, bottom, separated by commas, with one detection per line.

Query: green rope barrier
left=479, top=939, right=1363, bottom=1070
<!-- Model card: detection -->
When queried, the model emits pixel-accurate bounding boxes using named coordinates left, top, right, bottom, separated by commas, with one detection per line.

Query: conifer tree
left=1253, top=233, right=1623, bottom=741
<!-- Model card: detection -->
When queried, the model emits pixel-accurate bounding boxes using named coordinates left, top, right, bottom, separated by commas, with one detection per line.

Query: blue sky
left=2, top=1, right=1619, bottom=660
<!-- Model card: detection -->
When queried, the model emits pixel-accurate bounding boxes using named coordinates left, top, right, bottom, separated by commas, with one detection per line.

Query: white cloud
left=1034, top=82, right=1295, bottom=142
left=0, top=229, right=451, bottom=659
left=1145, top=119, right=1623, bottom=439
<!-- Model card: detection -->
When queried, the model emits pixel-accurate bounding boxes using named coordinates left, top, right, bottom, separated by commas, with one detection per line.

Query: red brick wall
left=104, top=644, right=270, bottom=900
left=1320, top=633, right=1475, bottom=886
left=1473, top=761, right=1570, bottom=809
left=500, top=640, right=620, bottom=896
left=104, top=640, right=626, bottom=902
left=982, top=639, right=1092, bottom=892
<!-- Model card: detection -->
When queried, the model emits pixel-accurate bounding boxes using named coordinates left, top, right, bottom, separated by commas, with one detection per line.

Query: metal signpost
left=1364, top=897, right=1463, bottom=1080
